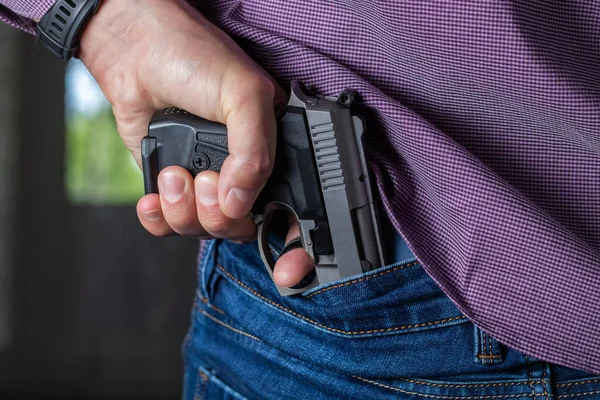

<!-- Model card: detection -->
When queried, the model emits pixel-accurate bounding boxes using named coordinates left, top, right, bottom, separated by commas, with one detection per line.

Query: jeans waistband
left=202, top=236, right=466, bottom=338
left=197, top=236, right=545, bottom=379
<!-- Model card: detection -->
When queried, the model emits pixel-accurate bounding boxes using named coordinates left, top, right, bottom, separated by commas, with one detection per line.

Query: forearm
left=0, top=0, right=56, bottom=33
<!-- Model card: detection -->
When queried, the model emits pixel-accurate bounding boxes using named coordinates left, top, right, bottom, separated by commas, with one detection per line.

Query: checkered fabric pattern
left=0, top=0, right=55, bottom=33
left=3, top=0, right=600, bottom=374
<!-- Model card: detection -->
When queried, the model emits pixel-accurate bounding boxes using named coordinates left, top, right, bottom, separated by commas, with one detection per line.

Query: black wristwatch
left=36, top=0, right=102, bottom=60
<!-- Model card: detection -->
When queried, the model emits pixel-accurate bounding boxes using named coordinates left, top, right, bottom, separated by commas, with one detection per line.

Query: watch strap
left=36, top=0, right=102, bottom=60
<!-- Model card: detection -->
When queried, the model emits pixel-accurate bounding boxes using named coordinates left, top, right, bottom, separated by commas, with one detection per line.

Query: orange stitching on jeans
left=198, top=309, right=262, bottom=342
left=525, top=355, right=536, bottom=399
left=198, top=295, right=225, bottom=314
left=486, top=333, right=492, bottom=358
left=305, top=261, right=419, bottom=298
left=217, top=264, right=467, bottom=335
left=194, top=370, right=209, bottom=400
left=209, top=305, right=225, bottom=315
left=557, top=379, right=600, bottom=387
left=481, top=330, right=487, bottom=359
left=476, top=355, right=502, bottom=360
left=399, top=377, right=542, bottom=388
left=557, top=391, right=600, bottom=398
left=353, top=376, right=537, bottom=399
left=541, top=365, right=549, bottom=400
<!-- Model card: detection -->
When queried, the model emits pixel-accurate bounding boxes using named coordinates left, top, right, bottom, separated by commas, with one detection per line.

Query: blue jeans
left=182, top=234, right=600, bottom=399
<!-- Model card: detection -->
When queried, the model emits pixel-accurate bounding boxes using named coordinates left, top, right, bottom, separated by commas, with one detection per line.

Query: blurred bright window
left=65, top=59, right=144, bottom=204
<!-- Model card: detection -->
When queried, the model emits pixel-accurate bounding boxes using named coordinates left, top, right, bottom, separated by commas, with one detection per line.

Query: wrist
left=79, top=0, right=148, bottom=77
left=78, top=0, right=215, bottom=102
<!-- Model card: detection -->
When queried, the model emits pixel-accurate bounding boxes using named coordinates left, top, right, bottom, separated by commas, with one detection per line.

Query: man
left=2, top=0, right=600, bottom=398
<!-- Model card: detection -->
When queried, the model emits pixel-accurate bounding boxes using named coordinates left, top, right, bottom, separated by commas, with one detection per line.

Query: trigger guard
left=255, top=203, right=320, bottom=296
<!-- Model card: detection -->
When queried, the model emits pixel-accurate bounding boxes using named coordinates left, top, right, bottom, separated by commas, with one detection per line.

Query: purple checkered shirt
left=3, top=0, right=600, bottom=374
left=0, top=0, right=54, bottom=33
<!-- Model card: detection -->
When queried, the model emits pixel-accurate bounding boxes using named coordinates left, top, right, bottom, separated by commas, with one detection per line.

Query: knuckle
left=151, top=227, right=174, bottom=237
left=102, top=67, right=145, bottom=111
left=223, top=73, right=275, bottom=116
left=223, top=89, right=252, bottom=117
left=204, top=218, right=229, bottom=237
left=164, top=207, right=196, bottom=231
left=248, top=74, right=275, bottom=99
left=239, top=157, right=272, bottom=181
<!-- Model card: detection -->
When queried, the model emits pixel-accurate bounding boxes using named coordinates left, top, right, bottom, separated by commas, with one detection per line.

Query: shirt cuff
left=0, top=0, right=57, bottom=34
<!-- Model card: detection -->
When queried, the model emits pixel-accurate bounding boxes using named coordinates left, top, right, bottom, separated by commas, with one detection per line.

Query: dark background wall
left=0, top=22, right=199, bottom=400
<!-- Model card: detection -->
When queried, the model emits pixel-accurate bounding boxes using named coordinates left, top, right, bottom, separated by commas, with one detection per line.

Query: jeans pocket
left=198, top=240, right=226, bottom=304
left=266, top=227, right=423, bottom=305
left=184, top=365, right=250, bottom=400
left=301, top=257, right=421, bottom=305
left=212, top=239, right=466, bottom=340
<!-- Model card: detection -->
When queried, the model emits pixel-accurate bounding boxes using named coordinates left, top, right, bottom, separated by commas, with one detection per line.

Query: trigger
left=280, top=238, right=303, bottom=257
left=249, top=212, right=262, bottom=225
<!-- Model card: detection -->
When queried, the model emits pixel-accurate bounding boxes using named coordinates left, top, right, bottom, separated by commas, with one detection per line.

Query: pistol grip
left=142, top=108, right=228, bottom=194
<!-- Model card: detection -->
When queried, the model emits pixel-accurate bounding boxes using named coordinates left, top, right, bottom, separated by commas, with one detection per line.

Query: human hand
left=78, top=0, right=313, bottom=287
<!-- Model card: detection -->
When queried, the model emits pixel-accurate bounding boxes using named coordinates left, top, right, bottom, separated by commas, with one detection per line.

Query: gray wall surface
left=0, top=23, right=199, bottom=400
left=0, top=21, right=19, bottom=352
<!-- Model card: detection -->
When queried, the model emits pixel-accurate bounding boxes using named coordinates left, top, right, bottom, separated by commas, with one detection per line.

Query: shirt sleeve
left=0, top=0, right=57, bottom=34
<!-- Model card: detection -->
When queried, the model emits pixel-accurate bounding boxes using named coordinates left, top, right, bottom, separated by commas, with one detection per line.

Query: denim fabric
left=182, top=233, right=600, bottom=399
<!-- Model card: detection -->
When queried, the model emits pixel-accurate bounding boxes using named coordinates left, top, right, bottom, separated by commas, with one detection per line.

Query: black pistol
left=141, top=81, right=385, bottom=296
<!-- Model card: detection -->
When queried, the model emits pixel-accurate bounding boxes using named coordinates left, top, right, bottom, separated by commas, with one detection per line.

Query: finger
left=151, top=69, right=279, bottom=220
left=136, top=194, right=175, bottom=236
left=110, top=94, right=157, bottom=168
left=158, top=166, right=207, bottom=237
left=195, top=171, right=256, bottom=242
left=273, top=219, right=315, bottom=288
left=217, top=74, right=279, bottom=219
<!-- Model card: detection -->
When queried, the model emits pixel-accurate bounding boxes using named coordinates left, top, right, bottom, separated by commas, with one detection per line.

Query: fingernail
left=226, top=188, right=257, bottom=217
left=142, top=209, right=161, bottom=221
left=159, top=172, right=185, bottom=203
left=196, top=176, right=218, bottom=206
